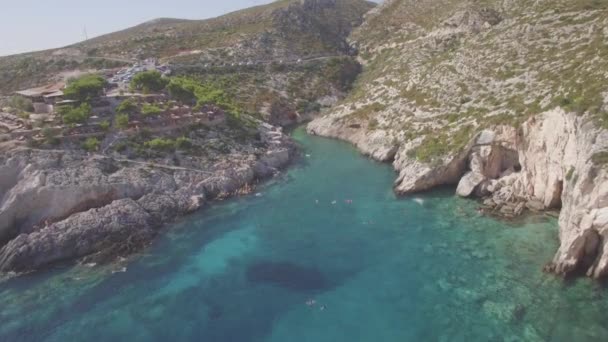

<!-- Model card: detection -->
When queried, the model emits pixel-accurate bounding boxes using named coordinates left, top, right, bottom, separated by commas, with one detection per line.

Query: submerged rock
left=246, top=261, right=329, bottom=292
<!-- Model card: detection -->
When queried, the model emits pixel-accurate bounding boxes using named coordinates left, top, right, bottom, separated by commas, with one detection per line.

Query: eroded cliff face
left=311, top=105, right=608, bottom=279
left=0, top=124, right=294, bottom=273
left=308, top=0, right=608, bottom=280
left=461, top=109, right=608, bottom=278
left=0, top=153, right=148, bottom=244
left=529, top=111, right=608, bottom=279
left=308, top=116, right=397, bottom=161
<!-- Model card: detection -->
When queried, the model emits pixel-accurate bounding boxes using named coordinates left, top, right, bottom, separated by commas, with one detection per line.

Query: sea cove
left=1, top=128, right=607, bottom=341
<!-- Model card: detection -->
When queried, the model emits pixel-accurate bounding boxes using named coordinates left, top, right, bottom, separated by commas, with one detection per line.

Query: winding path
left=19, top=147, right=216, bottom=175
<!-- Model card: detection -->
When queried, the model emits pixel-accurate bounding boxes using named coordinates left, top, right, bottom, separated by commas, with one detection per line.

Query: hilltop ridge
left=0, top=0, right=375, bottom=95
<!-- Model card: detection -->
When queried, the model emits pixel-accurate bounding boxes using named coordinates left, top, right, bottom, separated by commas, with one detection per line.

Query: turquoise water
left=2, top=128, right=608, bottom=341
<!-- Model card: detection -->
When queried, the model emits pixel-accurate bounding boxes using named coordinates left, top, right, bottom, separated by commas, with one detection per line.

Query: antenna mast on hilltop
left=83, top=26, right=89, bottom=41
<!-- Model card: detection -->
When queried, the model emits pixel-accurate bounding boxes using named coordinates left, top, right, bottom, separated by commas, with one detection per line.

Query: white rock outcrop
left=468, top=109, right=608, bottom=277
left=393, top=150, right=469, bottom=194
left=306, top=0, right=608, bottom=281
left=456, top=171, right=486, bottom=197
left=308, top=115, right=397, bottom=162
left=0, top=124, right=295, bottom=273
left=310, top=106, right=608, bottom=279
left=427, top=109, right=608, bottom=278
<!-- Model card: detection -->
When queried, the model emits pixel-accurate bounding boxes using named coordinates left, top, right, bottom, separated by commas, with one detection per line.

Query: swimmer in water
left=413, top=198, right=424, bottom=205
left=112, top=267, right=127, bottom=274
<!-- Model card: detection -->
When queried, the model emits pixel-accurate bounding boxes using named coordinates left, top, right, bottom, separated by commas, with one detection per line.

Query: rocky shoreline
left=309, top=108, right=608, bottom=280
left=0, top=123, right=296, bottom=274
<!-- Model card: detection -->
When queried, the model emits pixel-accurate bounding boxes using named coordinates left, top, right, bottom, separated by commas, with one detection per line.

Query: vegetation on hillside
left=323, top=0, right=608, bottom=163
left=0, top=0, right=374, bottom=96
left=167, top=77, right=241, bottom=115
left=117, top=98, right=138, bottom=114
left=74, top=0, right=374, bottom=60
left=58, top=103, right=92, bottom=125
left=173, top=56, right=363, bottom=121
left=0, top=56, right=128, bottom=95
left=141, top=103, right=163, bottom=116
left=115, top=113, right=130, bottom=129
left=143, top=137, right=192, bottom=151
left=82, top=137, right=100, bottom=152
left=8, top=95, right=34, bottom=112
left=64, top=75, right=107, bottom=102
left=130, top=71, right=169, bottom=93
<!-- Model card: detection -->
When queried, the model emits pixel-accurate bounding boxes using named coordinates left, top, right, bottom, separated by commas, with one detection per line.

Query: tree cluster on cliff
left=64, top=74, right=107, bottom=102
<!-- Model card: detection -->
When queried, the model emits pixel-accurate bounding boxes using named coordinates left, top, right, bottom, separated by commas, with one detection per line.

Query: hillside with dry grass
left=0, top=0, right=375, bottom=97
left=311, top=0, right=608, bottom=163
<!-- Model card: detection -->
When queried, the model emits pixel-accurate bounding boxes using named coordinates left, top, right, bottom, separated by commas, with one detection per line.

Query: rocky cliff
left=457, top=109, right=608, bottom=279
left=0, top=0, right=378, bottom=275
left=309, top=0, right=608, bottom=279
left=0, top=122, right=294, bottom=273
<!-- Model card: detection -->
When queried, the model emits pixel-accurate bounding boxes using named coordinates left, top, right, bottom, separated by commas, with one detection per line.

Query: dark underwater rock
left=246, top=261, right=328, bottom=292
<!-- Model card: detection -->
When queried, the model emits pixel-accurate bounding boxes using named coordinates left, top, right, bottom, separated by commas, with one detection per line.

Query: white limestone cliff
left=309, top=107, right=608, bottom=279
left=0, top=124, right=294, bottom=273
left=465, top=109, right=608, bottom=278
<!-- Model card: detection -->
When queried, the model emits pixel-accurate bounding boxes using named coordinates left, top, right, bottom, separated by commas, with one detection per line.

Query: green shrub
left=591, top=151, right=608, bottom=166
left=99, top=120, right=111, bottom=131
left=115, top=113, right=130, bottom=129
left=117, top=98, right=137, bottom=114
left=446, top=113, right=459, bottom=123
left=598, top=110, right=608, bottom=129
left=41, top=127, right=59, bottom=145
left=565, top=96, right=603, bottom=116
left=59, top=103, right=92, bottom=125
left=167, top=77, right=240, bottom=114
left=167, top=79, right=197, bottom=104
left=64, top=74, right=107, bottom=101
left=141, top=103, right=163, bottom=116
left=82, top=137, right=100, bottom=152
left=175, top=136, right=192, bottom=149
left=131, top=71, right=168, bottom=93
left=368, top=118, right=379, bottom=129
left=9, top=95, right=34, bottom=112
left=144, top=138, right=175, bottom=151
left=566, top=166, right=575, bottom=181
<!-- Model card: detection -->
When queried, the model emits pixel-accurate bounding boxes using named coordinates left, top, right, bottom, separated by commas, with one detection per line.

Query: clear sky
left=0, top=0, right=296, bottom=56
